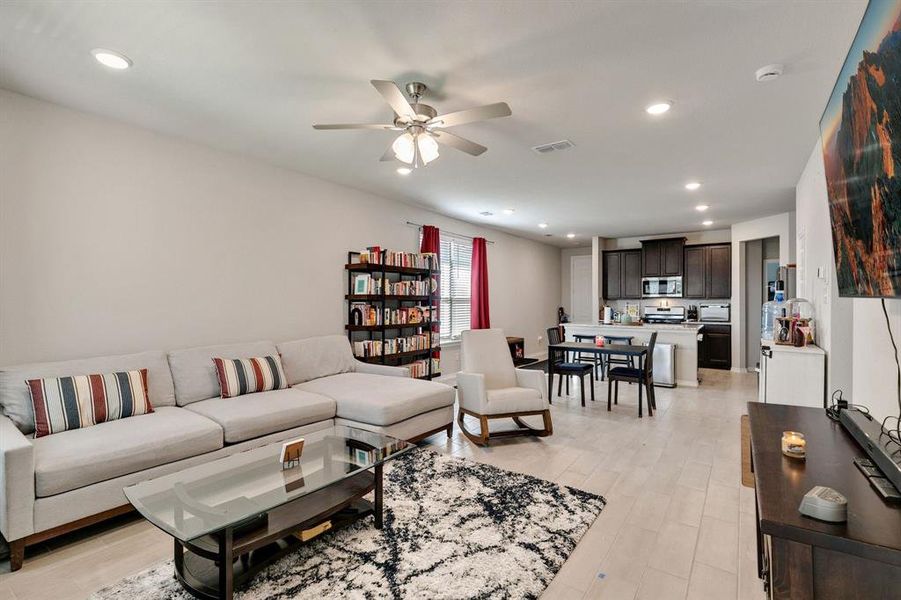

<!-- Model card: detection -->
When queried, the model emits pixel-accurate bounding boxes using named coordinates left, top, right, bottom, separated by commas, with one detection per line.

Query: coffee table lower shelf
left=174, top=467, right=381, bottom=600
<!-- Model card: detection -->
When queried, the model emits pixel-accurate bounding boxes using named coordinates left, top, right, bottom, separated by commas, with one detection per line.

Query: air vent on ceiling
left=532, top=139, right=575, bottom=154
left=479, top=211, right=494, bottom=217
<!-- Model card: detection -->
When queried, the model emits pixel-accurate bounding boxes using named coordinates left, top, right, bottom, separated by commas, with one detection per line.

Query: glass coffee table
left=124, top=426, right=412, bottom=600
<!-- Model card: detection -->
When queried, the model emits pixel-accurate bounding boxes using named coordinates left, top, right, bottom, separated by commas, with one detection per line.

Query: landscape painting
left=821, top=0, right=901, bottom=297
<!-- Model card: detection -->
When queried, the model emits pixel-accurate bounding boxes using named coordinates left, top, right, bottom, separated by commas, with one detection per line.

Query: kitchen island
left=564, top=322, right=704, bottom=386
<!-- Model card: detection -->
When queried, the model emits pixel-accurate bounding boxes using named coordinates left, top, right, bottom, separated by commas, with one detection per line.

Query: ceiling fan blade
left=313, top=123, right=397, bottom=130
left=379, top=144, right=398, bottom=162
left=371, top=80, right=415, bottom=119
left=432, top=131, right=487, bottom=156
left=428, top=102, right=511, bottom=128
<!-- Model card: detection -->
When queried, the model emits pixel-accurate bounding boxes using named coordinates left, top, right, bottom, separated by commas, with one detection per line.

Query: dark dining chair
left=573, top=334, right=603, bottom=380
left=546, top=327, right=595, bottom=407
left=603, top=335, right=636, bottom=375
left=607, top=332, right=657, bottom=418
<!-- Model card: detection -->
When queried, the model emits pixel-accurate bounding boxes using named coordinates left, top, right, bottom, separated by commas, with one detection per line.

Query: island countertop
left=564, top=322, right=705, bottom=332
left=562, top=322, right=703, bottom=386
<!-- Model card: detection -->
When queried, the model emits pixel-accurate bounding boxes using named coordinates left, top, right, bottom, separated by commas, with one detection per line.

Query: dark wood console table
left=747, top=403, right=901, bottom=599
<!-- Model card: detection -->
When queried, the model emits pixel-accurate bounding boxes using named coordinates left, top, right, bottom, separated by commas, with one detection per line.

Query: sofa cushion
left=296, top=373, right=455, bottom=426
left=484, top=387, right=546, bottom=415
left=184, top=388, right=336, bottom=443
left=28, top=369, right=153, bottom=438
left=0, top=350, right=175, bottom=435
left=168, top=341, right=278, bottom=406
left=33, top=406, right=222, bottom=497
left=277, top=336, right=356, bottom=385
left=213, top=355, right=288, bottom=398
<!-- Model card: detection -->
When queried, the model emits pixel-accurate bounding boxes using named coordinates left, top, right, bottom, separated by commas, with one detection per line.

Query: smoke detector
left=755, top=64, right=784, bottom=82
left=532, top=139, right=575, bottom=154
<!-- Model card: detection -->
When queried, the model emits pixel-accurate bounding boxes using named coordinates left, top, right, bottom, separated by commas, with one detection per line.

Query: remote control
left=869, top=477, right=901, bottom=503
left=854, top=457, right=883, bottom=478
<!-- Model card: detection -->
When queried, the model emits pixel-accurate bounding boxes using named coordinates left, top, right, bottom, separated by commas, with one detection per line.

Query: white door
left=570, top=255, right=592, bottom=323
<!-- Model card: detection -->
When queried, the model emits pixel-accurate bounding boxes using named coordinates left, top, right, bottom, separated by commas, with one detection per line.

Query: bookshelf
left=345, top=249, right=440, bottom=380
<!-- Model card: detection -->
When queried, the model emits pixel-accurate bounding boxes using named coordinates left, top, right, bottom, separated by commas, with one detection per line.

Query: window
left=438, top=234, right=472, bottom=341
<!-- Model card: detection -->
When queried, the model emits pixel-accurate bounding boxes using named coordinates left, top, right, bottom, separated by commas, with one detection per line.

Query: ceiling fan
left=313, top=80, right=511, bottom=169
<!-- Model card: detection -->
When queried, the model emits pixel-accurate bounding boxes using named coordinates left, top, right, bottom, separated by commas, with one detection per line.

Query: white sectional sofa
left=0, top=335, right=455, bottom=570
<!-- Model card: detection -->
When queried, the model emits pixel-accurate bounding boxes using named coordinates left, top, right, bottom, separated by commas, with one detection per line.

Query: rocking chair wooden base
left=457, top=407, right=553, bottom=446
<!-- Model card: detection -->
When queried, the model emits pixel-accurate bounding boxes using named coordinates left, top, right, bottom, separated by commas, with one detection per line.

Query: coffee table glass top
left=123, top=425, right=411, bottom=542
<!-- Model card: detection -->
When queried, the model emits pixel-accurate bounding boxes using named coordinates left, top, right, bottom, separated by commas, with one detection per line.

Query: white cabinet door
left=762, top=348, right=825, bottom=408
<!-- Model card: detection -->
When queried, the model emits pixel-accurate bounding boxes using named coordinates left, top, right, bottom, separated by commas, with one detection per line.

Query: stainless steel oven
left=641, top=276, right=683, bottom=298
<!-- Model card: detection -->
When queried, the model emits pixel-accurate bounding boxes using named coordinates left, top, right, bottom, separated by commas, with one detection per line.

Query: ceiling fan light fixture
left=392, top=133, right=415, bottom=164
left=417, top=133, right=439, bottom=164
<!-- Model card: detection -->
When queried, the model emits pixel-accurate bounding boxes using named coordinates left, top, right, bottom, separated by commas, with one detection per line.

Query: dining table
left=546, top=341, right=649, bottom=409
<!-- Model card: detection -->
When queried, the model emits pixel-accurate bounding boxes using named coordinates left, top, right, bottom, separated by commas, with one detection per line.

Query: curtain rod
left=406, top=221, right=496, bottom=244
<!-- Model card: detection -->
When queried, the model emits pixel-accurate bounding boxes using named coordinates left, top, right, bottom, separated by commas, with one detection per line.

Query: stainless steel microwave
left=642, top=276, right=683, bottom=298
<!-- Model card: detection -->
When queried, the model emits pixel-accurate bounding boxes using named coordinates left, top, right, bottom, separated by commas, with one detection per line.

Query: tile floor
left=0, top=368, right=764, bottom=600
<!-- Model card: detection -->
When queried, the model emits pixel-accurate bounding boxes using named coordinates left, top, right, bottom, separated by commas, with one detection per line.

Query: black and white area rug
left=91, top=448, right=606, bottom=599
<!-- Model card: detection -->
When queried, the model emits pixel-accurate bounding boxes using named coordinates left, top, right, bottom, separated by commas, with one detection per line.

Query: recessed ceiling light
left=702, top=220, right=713, bottom=226
left=538, top=223, right=548, bottom=229
left=502, top=208, right=515, bottom=215
left=566, top=233, right=576, bottom=239
left=91, top=48, right=132, bottom=70
left=695, top=204, right=709, bottom=212
left=685, top=181, right=701, bottom=191
left=646, top=101, right=672, bottom=115
left=396, top=167, right=412, bottom=175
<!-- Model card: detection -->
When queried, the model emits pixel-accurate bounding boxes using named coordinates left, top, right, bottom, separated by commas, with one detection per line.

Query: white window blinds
left=438, top=233, right=472, bottom=341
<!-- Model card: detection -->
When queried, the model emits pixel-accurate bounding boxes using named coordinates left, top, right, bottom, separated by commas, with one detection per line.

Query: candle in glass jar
left=781, top=431, right=806, bottom=458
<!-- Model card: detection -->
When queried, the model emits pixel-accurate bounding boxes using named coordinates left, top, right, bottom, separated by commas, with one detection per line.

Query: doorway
left=570, top=255, right=592, bottom=323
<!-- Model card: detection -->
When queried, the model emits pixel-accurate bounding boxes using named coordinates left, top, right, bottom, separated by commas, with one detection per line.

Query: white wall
left=795, top=140, right=899, bottom=422
left=0, top=90, right=561, bottom=373
left=730, top=212, right=795, bottom=371
left=795, top=142, right=853, bottom=398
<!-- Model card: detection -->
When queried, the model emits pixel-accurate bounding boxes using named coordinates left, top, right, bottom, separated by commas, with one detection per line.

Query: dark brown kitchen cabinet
left=706, top=244, right=732, bottom=298
left=641, top=238, right=685, bottom=277
left=683, top=246, right=707, bottom=298
left=662, top=238, right=684, bottom=276
left=641, top=242, right=662, bottom=277
left=622, top=250, right=642, bottom=298
left=603, top=251, right=622, bottom=300
left=603, top=249, right=642, bottom=300
left=682, top=243, right=732, bottom=299
left=699, top=324, right=731, bottom=369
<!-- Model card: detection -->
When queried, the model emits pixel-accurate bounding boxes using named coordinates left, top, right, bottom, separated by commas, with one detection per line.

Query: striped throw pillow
left=212, top=355, right=287, bottom=399
left=27, top=369, right=153, bottom=438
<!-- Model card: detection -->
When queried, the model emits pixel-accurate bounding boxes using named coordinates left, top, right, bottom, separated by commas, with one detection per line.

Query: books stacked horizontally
left=357, top=247, right=436, bottom=270
left=350, top=305, right=436, bottom=326
left=352, top=334, right=438, bottom=358
left=408, top=358, right=440, bottom=378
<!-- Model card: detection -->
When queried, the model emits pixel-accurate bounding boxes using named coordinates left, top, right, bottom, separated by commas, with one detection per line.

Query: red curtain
left=471, top=237, right=490, bottom=329
left=420, top=225, right=440, bottom=256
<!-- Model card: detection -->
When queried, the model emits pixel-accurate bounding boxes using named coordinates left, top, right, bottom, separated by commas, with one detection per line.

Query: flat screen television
left=821, top=0, right=901, bottom=298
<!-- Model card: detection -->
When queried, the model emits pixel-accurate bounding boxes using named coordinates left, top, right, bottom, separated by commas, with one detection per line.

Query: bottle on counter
left=761, top=280, right=787, bottom=341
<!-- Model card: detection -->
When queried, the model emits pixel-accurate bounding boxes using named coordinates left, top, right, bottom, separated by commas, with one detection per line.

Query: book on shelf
left=356, top=249, right=437, bottom=270
left=408, top=358, right=440, bottom=378
left=350, top=305, right=436, bottom=326
left=352, top=334, right=439, bottom=359
left=351, top=274, right=434, bottom=297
